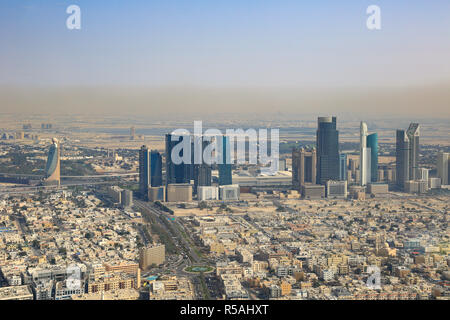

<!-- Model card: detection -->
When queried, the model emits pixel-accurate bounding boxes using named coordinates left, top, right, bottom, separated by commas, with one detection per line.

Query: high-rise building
left=396, top=130, right=410, bottom=189
left=44, top=138, right=60, bottom=186
left=218, top=135, right=232, bottom=186
left=396, top=123, right=420, bottom=189
left=193, top=139, right=212, bottom=193
left=139, top=145, right=150, bottom=199
left=316, top=117, right=340, bottom=185
left=359, top=122, right=371, bottom=186
left=437, top=152, right=450, bottom=185
left=367, top=133, right=378, bottom=183
left=292, top=147, right=316, bottom=190
left=165, top=133, right=192, bottom=185
left=130, top=126, right=136, bottom=140
left=406, top=123, right=420, bottom=181
left=339, top=153, right=348, bottom=181
left=150, top=150, right=163, bottom=187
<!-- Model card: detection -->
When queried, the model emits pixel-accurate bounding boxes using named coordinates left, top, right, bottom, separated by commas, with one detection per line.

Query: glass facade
left=366, top=133, right=378, bottom=183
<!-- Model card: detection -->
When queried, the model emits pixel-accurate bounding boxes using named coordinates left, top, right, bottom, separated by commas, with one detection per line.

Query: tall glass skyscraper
left=316, top=117, right=340, bottom=185
left=396, top=123, right=420, bottom=189
left=406, top=123, right=420, bottom=181
left=367, top=133, right=378, bottom=183
left=396, top=130, right=409, bottom=189
left=150, top=150, right=163, bottom=187
left=218, top=135, right=232, bottom=185
left=339, top=153, right=347, bottom=181
left=139, top=145, right=150, bottom=199
left=165, top=133, right=192, bottom=185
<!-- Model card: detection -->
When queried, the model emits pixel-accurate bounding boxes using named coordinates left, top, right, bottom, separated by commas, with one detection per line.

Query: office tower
left=139, top=245, right=165, bottom=270
left=218, top=135, right=233, bottom=185
left=396, top=130, right=409, bottom=189
left=396, top=123, right=420, bottom=189
left=437, top=152, right=450, bottom=185
left=130, top=126, right=136, bottom=140
left=165, top=133, right=192, bottom=185
left=139, top=145, right=150, bottom=199
left=44, top=138, right=61, bottom=186
left=292, top=147, right=316, bottom=190
left=339, top=153, right=347, bottom=181
left=150, top=150, right=163, bottom=187
left=406, top=123, right=420, bottom=181
left=367, top=133, right=378, bottom=183
left=316, top=117, right=340, bottom=185
left=359, top=122, right=371, bottom=186
left=193, top=139, right=212, bottom=193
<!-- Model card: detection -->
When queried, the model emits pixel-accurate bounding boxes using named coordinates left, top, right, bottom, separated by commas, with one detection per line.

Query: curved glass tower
left=44, top=138, right=60, bottom=185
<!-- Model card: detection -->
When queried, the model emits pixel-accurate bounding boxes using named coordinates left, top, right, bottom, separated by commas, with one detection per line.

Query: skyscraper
left=406, top=123, right=420, bottom=181
left=367, top=133, right=378, bottom=183
left=339, top=153, right=347, bottom=181
left=218, top=135, right=232, bottom=185
left=193, top=139, right=212, bottom=193
left=359, top=122, right=371, bottom=186
left=44, top=138, right=60, bottom=186
left=437, top=152, right=450, bottom=185
left=150, top=150, right=163, bottom=187
left=139, top=145, right=150, bottom=199
left=396, top=130, right=410, bottom=189
left=316, top=117, right=340, bottom=185
left=165, top=133, right=192, bottom=185
left=292, top=147, right=316, bottom=190
left=396, top=123, right=420, bottom=189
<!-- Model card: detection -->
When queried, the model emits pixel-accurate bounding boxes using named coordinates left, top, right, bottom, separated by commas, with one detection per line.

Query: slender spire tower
left=360, top=122, right=371, bottom=186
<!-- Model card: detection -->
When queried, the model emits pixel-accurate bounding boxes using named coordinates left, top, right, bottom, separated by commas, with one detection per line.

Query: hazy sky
left=0, top=0, right=449, bottom=116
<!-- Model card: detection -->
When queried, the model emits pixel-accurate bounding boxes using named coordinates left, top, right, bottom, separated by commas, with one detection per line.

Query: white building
left=326, top=180, right=348, bottom=198
left=197, top=186, right=219, bottom=201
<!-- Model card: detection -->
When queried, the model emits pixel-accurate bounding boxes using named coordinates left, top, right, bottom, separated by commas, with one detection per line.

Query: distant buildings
left=44, top=138, right=61, bottom=186
left=316, top=117, right=340, bottom=185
